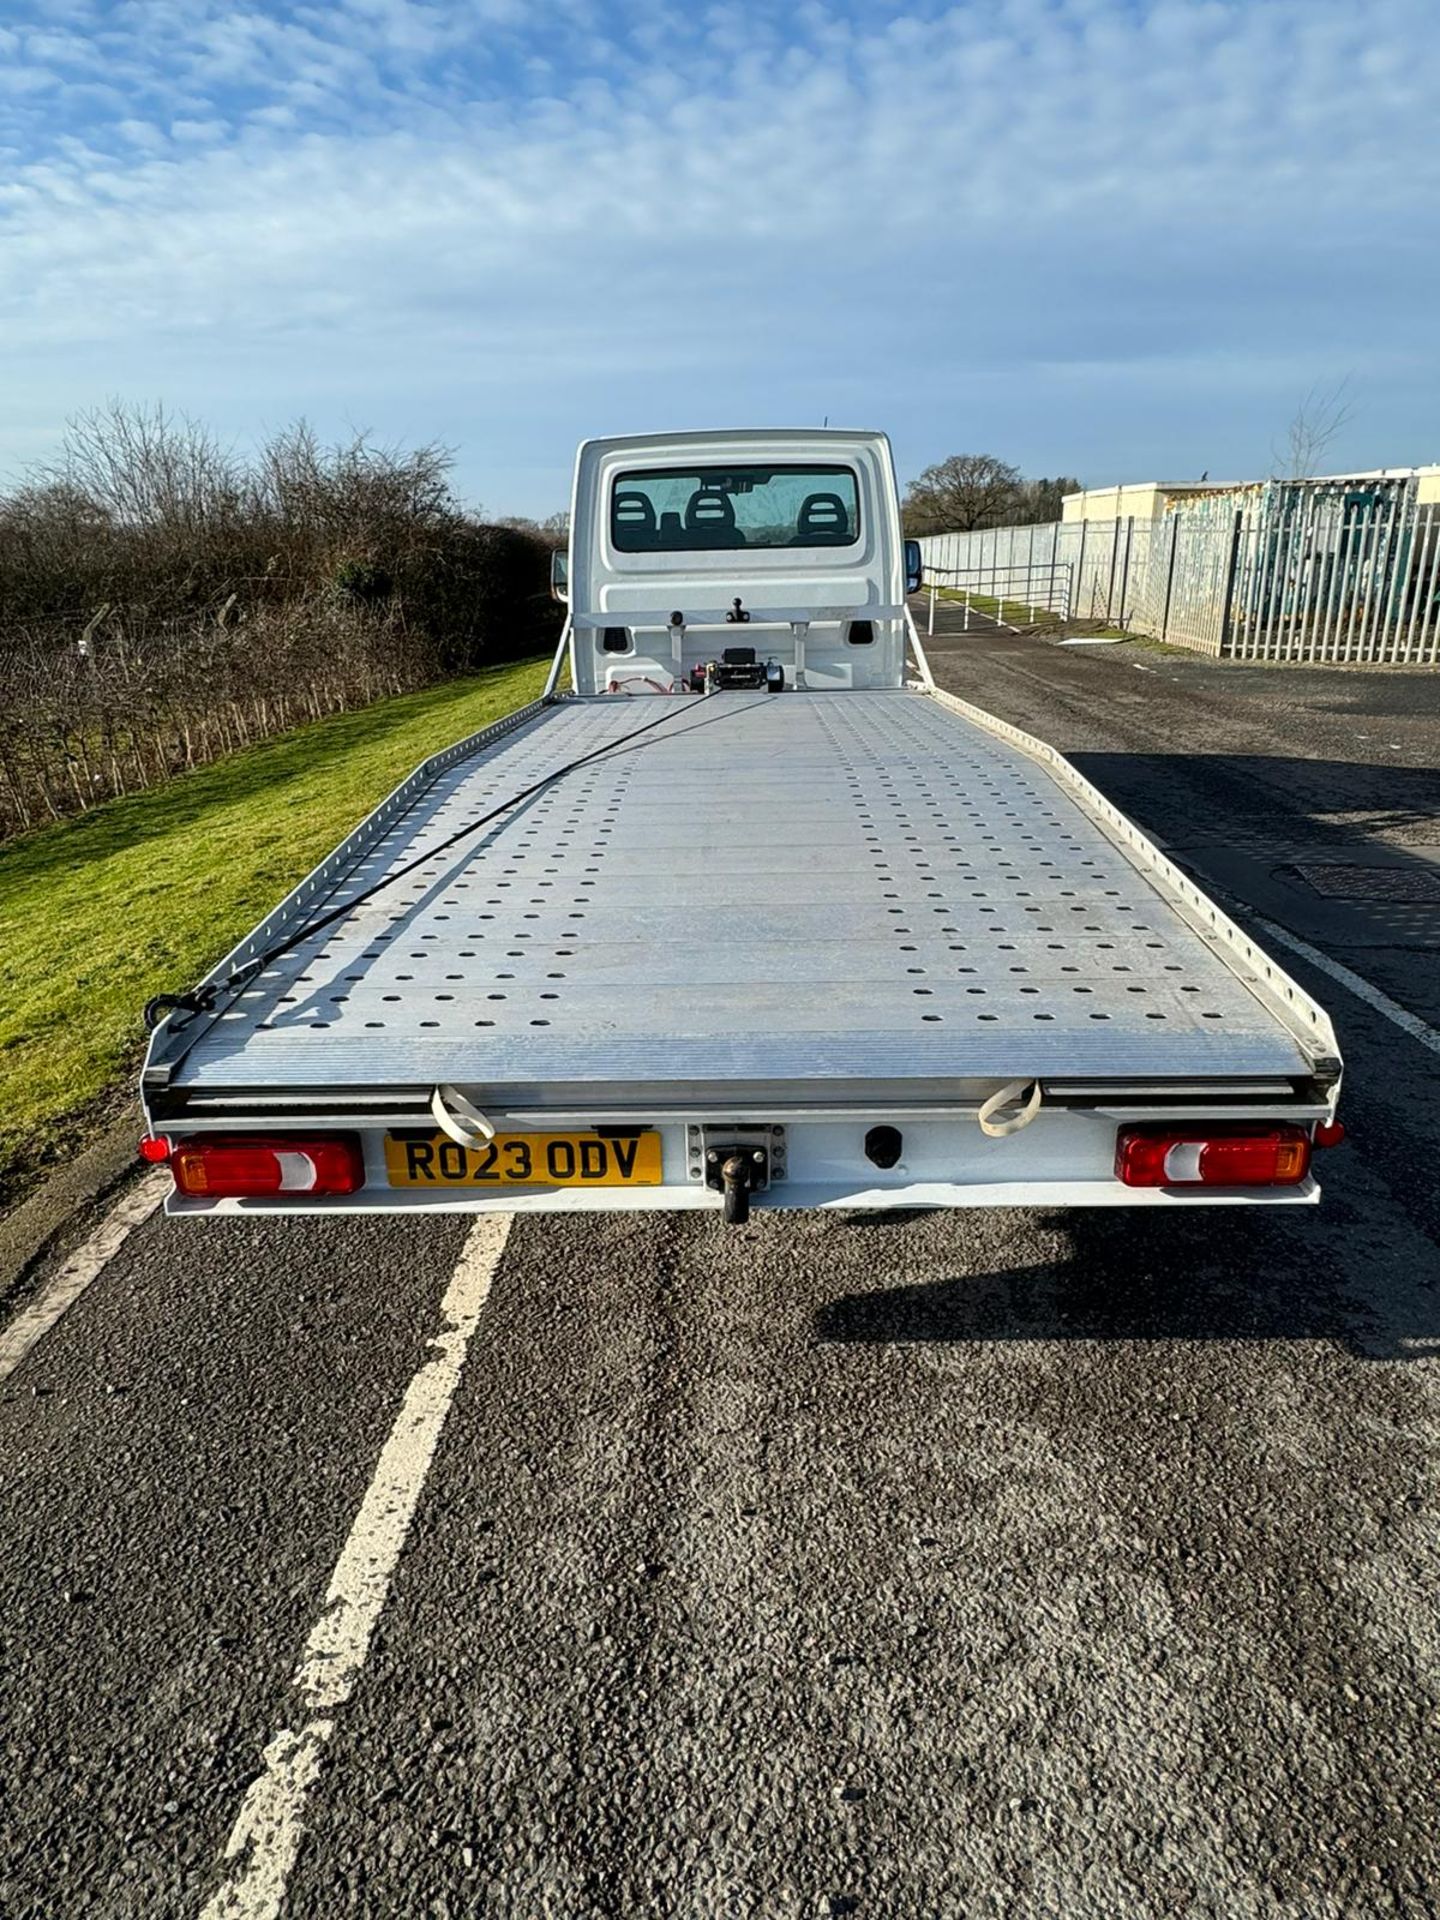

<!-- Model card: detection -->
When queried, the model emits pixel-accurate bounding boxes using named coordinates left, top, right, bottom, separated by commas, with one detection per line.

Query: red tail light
left=166, top=1135, right=365, bottom=1199
left=1116, top=1124, right=1311, bottom=1189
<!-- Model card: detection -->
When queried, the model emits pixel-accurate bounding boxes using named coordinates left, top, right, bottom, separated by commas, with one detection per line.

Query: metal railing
left=921, top=561, right=1073, bottom=635
left=918, top=486, right=1440, bottom=664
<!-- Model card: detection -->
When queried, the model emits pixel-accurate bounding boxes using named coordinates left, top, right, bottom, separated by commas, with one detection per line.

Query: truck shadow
left=814, top=1202, right=1440, bottom=1361
left=1064, top=751, right=1440, bottom=955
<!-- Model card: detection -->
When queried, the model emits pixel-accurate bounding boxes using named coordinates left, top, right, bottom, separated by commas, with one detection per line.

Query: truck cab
left=562, top=430, right=918, bottom=695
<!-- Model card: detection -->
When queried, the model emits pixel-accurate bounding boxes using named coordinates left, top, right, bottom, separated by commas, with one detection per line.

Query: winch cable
left=145, top=691, right=772, bottom=1034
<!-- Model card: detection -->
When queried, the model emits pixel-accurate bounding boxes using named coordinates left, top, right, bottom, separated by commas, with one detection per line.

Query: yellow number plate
left=384, top=1130, right=662, bottom=1189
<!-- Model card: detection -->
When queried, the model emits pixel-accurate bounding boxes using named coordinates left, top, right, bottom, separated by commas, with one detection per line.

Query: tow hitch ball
left=707, top=1145, right=768, bottom=1225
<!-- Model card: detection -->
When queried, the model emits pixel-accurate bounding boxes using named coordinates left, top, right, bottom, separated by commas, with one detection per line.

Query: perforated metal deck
left=165, top=690, right=1317, bottom=1105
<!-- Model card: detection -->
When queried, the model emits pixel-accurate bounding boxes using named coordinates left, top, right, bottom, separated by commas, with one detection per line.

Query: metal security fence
left=918, top=476, right=1440, bottom=665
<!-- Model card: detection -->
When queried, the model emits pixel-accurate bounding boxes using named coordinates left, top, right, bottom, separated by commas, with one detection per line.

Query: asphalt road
left=3, top=616, right=1439, bottom=1920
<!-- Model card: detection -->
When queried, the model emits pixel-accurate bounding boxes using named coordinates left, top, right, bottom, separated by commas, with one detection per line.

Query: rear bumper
left=167, top=1179, right=1321, bottom=1216
left=159, top=1105, right=1328, bottom=1216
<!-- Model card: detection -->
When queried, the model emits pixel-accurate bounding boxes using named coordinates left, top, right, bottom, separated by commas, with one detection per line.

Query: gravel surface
left=2, top=616, right=1438, bottom=1919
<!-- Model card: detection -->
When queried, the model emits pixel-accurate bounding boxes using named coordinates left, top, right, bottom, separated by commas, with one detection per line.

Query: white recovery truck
left=140, top=429, right=1343, bottom=1223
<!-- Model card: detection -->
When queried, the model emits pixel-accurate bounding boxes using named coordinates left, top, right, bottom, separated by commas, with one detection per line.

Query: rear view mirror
left=550, top=551, right=570, bottom=603
left=904, top=539, right=924, bottom=595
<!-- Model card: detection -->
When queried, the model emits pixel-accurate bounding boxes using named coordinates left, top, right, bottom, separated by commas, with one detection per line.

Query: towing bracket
left=692, top=1125, right=784, bottom=1225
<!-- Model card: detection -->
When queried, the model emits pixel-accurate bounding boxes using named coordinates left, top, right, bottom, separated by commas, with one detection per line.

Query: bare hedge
left=0, top=405, right=561, bottom=837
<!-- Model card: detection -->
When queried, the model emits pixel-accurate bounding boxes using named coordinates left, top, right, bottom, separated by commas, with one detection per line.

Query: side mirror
left=550, top=551, right=570, bottom=604
left=903, top=539, right=924, bottom=596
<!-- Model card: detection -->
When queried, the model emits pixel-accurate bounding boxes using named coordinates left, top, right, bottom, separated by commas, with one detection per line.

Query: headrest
left=797, top=491, right=849, bottom=536
left=614, top=491, right=657, bottom=530
left=685, top=487, right=736, bottom=529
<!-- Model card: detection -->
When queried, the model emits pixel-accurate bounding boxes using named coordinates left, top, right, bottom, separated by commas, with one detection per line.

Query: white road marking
left=0, top=1169, right=169, bottom=1386
left=1249, top=911, right=1440, bottom=1059
left=200, top=1212, right=513, bottom=1920
left=205, top=1722, right=333, bottom=1920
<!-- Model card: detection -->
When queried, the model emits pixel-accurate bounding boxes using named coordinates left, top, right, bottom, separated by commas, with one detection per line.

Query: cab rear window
left=611, top=465, right=860, bottom=552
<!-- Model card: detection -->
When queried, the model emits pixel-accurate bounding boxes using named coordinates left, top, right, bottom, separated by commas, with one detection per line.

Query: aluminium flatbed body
left=141, top=684, right=1340, bottom=1215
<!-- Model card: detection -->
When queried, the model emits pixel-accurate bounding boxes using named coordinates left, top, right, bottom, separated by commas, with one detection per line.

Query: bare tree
left=493, top=509, right=568, bottom=549
left=902, top=454, right=1023, bottom=536
left=1274, top=377, right=1356, bottom=480
left=1013, top=475, right=1083, bottom=525
left=44, top=400, right=244, bottom=531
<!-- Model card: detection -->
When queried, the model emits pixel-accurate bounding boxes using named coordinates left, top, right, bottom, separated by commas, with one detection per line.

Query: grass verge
left=1117, top=630, right=1195, bottom=657
left=926, top=586, right=1203, bottom=655
left=0, top=657, right=549, bottom=1208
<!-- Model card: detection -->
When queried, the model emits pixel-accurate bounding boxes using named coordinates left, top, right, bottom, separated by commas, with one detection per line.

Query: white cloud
left=0, top=0, right=1436, bottom=510
left=116, top=116, right=168, bottom=147
left=0, top=63, right=58, bottom=94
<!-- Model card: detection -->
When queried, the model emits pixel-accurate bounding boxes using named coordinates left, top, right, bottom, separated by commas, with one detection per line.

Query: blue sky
left=0, top=0, right=1436, bottom=517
